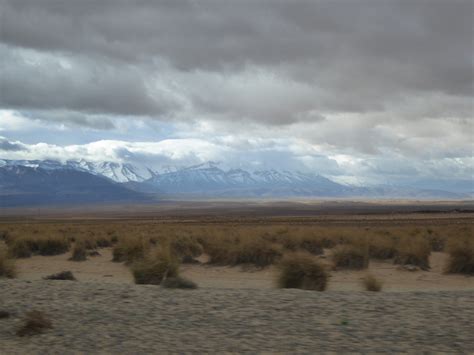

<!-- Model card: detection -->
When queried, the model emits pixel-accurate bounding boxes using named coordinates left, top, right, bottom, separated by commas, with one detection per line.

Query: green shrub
left=277, top=253, right=328, bottom=291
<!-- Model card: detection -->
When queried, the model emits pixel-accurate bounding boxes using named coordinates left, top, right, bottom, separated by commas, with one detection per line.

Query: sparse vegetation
left=394, top=236, right=431, bottom=270
left=132, top=248, right=179, bottom=285
left=362, top=274, right=383, bottom=292
left=369, top=236, right=396, bottom=259
left=277, top=253, right=328, bottom=291
left=43, top=271, right=77, bottom=281
left=69, top=242, right=87, bottom=261
left=332, top=244, right=369, bottom=269
left=445, top=237, right=474, bottom=275
left=112, top=237, right=148, bottom=264
left=16, top=310, right=53, bottom=337
left=161, top=276, right=198, bottom=289
left=0, top=246, right=16, bottom=278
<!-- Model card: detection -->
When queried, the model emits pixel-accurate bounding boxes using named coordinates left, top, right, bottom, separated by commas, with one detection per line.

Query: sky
left=0, top=0, right=473, bottom=187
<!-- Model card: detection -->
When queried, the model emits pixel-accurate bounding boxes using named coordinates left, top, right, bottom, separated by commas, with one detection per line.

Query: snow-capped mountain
left=0, top=159, right=154, bottom=183
left=144, top=161, right=350, bottom=196
left=0, top=159, right=469, bottom=200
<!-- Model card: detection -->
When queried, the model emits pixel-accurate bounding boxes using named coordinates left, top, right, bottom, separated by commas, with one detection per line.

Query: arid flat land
left=0, top=201, right=473, bottom=352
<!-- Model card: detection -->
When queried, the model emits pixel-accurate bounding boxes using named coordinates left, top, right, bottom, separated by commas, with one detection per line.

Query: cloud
left=0, top=1, right=472, bottom=185
left=0, top=136, right=26, bottom=151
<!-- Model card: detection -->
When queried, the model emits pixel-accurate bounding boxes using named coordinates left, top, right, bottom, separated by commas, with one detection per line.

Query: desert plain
left=0, top=200, right=473, bottom=353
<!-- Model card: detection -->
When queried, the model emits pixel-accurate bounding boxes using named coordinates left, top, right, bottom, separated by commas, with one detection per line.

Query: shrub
left=0, top=247, right=16, bottom=278
left=427, top=234, right=446, bottom=252
left=362, top=274, right=383, bottom=292
left=16, top=311, right=53, bottom=337
left=112, top=237, right=148, bottom=264
left=277, top=253, right=328, bottom=291
left=69, top=242, right=87, bottom=261
left=169, top=235, right=203, bottom=262
left=332, top=244, right=369, bottom=269
left=43, top=271, right=76, bottom=281
left=34, top=236, right=70, bottom=256
left=132, top=248, right=179, bottom=285
left=445, top=237, right=474, bottom=275
left=394, top=236, right=431, bottom=270
left=298, top=236, right=324, bottom=255
left=369, top=236, right=396, bottom=259
left=95, top=236, right=113, bottom=248
left=8, top=239, right=33, bottom=258
left=232, top=239, right=283, bottom=267
left=161, top=276, right=198, bottom=289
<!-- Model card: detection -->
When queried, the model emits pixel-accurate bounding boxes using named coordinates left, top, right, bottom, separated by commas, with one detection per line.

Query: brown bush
left=69, top=242, right=87, bottom=261
left=362, top=274, right=383, bottom=292
left=277, top=253, right=328, bottom=291
left=169, top=235, right=203, bottom=262
left=445, top=237, right=474, bottom=275
left=332, top=244, right=369, bottom=269
left=369, top=236, right=396, bottom=259
left=161, top=276, right=197, bottom=289
left=16, top=311, right=53, bottom=337
left=8, top=238, right=33, bottom=258
left=394, top=236, right=431, bottom=270
left=112, top=237, right=148, bottom=264
left=43, top=271, right=76, bottom=281
left=0, top=247, right=16, bottom=278
left=132, top=248, right=179, bottom=285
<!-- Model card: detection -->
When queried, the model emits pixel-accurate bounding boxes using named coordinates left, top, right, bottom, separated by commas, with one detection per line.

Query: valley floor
left=1, top=280, right=473, bottom=353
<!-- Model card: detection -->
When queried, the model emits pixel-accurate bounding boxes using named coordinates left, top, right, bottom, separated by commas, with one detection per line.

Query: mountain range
left=0, top=159, right=470, bottom=206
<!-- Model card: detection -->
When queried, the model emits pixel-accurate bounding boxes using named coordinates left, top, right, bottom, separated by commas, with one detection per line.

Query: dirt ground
left=14, top=248, right=474, bottom=291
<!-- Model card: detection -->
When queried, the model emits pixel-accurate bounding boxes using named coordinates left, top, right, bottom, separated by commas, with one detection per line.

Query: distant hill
left=0, top=159, right=469, bottom=205
left=0, top=165, right=148, bottom=207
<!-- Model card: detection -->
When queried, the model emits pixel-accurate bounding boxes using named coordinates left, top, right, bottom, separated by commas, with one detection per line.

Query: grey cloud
left=0, top=0, right=472, bottom=160
left=0, top=137, right=26, bottom=151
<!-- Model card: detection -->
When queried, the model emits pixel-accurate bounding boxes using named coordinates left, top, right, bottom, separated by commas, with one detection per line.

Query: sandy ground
left=1, top=280, right=473, bottom=353
left=14, top=248, right=474, bottom=291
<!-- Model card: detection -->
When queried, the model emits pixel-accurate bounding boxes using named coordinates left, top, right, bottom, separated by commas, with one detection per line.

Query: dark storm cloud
left=1, top=0, right=472, bottom=115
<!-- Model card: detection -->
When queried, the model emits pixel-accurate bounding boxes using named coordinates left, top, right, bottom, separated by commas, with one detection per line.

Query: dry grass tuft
left=7, top=236, right=69, bottom=257
left=394, top=236, right=431, bottom=270
left=8, top=238, right=32, bottom=258
left=169, top=235, right=203, bottom=263
left=445, top=237, right=474, bottom=275
left=132, top=248, right=179, bottom=285
left=277, top=253, right=328, bottom=291
left=43, top=271, right=76, bottom=281
left=161, top=276, right=198, bottom=289
left=369, top=236, right=396, bottom=259
left=332, top=244, right=369, bottom=269
left=69, top=242, right=87, bottom=261
left=16, top=310, right=53, bottom=337
left=362, top=274, right=383, bottom=292
left=0, top=246, right=16, bottom=278
left=112, top=237, right=148, bottom=264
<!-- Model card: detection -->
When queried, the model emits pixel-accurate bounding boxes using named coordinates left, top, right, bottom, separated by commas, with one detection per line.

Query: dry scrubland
left=0, top=214, right=473, bottom=352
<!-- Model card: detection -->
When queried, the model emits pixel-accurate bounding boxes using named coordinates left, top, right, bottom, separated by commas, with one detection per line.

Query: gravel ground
left=1, top=280, right=473, bottom=353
